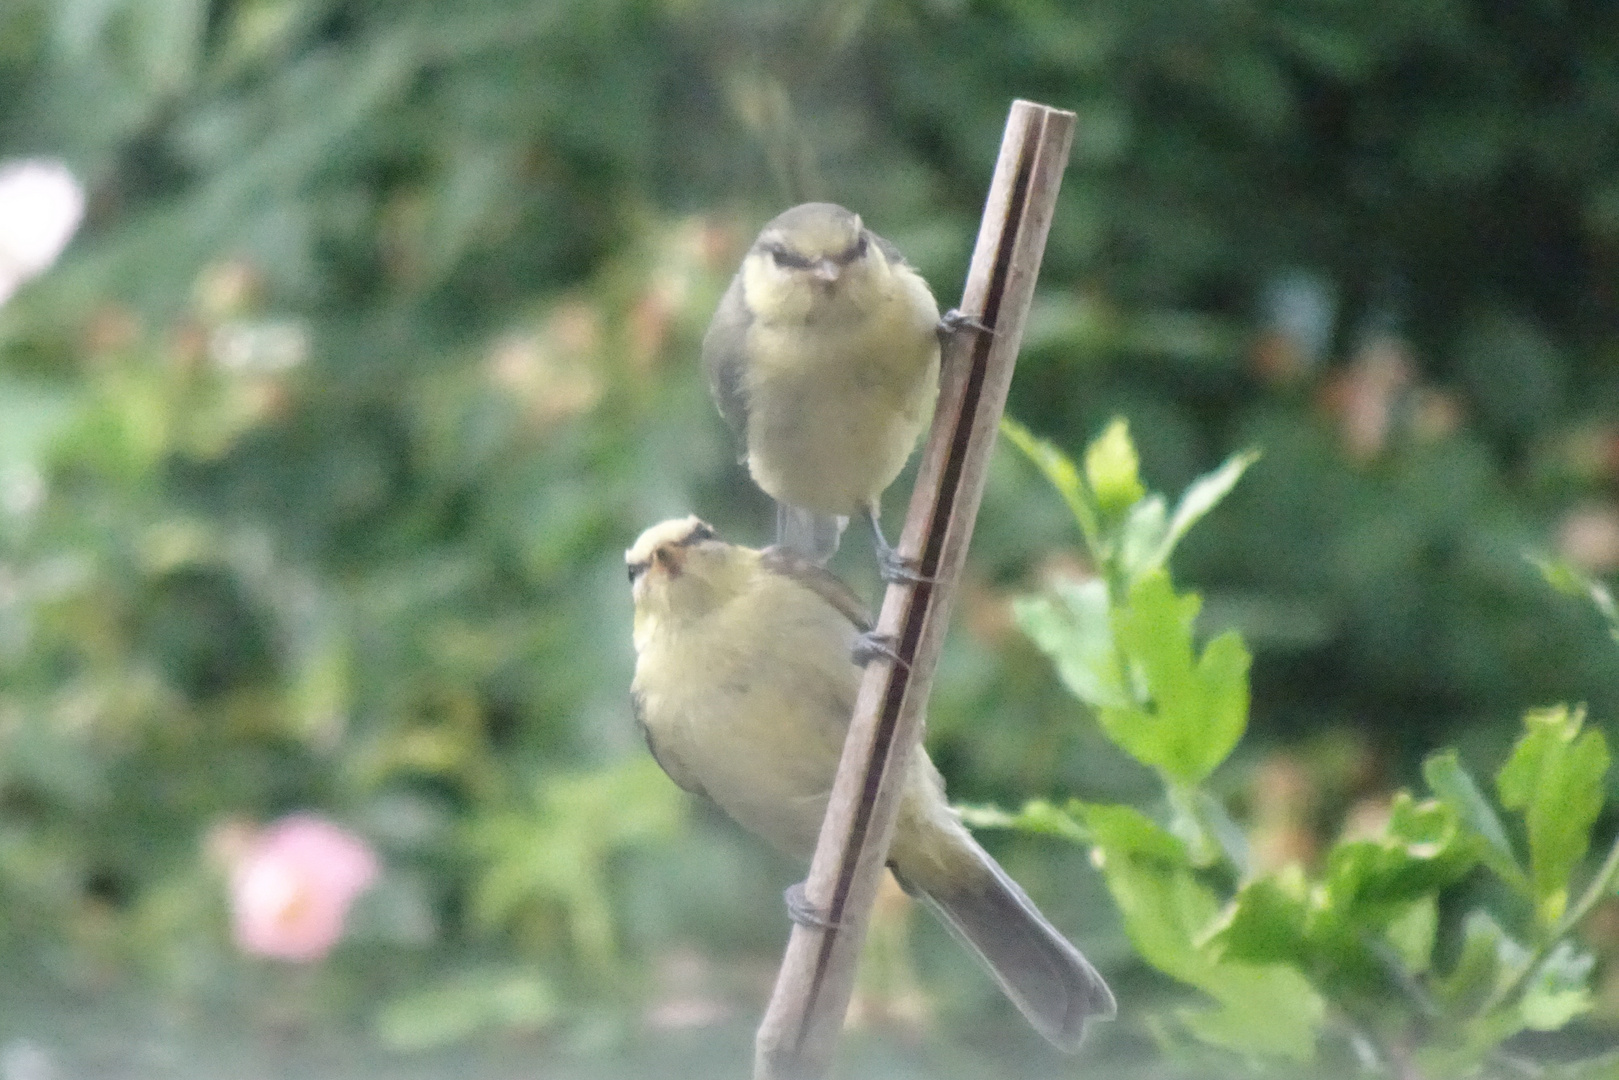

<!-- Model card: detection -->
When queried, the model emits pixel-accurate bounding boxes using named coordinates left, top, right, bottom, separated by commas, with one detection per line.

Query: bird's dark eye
left=769, top=245, right=812, bottom=270
left=627, top=560, right=649, bottom=583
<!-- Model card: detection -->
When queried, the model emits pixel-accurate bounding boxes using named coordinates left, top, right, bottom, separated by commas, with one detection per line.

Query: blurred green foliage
left=984, top=423, right=1619, bottom=1076
left=2, top=0, right=1618, bottom=1075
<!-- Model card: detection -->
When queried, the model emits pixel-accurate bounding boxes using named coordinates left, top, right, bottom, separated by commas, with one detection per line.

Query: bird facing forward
left=703, top=202, right=943, bottom=577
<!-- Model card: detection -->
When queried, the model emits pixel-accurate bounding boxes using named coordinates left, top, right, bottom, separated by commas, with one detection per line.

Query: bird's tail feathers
left=775, top=502, right=847, bottom=564
left=894, top=836, right=1115, bottom=1052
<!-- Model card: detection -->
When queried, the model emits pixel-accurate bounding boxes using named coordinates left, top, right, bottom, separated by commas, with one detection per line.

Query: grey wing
left=702, top=272, right=752, bottom=453
left=759, top=546, right=874, bottom=633
left=631, top=690, right=710, bottom=800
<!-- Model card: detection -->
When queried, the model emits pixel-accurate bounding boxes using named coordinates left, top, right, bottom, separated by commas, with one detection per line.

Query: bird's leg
left=852, top=630, right=909, bottom=670
left=938, top=308, right=993, bottom=343
left=784, top=882, right=841, bottom=930
left=867, top=503, right=932, bottom=585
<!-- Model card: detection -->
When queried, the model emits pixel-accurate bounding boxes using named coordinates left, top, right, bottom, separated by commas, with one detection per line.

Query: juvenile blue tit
left=704, top=202, right=944, bottom=578
left=626, top=517, right=1115, bottom=1051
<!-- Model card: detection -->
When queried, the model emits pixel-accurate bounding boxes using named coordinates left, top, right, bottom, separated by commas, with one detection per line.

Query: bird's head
left=626, top=517, right=754, bottom=642
left=741, top=202, right=886, bottom=322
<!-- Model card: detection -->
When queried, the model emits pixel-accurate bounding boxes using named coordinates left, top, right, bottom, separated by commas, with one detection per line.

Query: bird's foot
left=939, top=308, right=993, bottom=341
left=866, top=504, right=933, bottom=586
left=877, top=544, right=934, bottom=586
left=784, top=882, right=841, bottom=930
left=853, top=630, right=909, bottom=670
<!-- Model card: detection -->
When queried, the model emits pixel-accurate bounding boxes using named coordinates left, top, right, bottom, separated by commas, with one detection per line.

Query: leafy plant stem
left=1560, top=826, right=1619, bottom=937
left=1477, top=825, right=1619, bottom=1018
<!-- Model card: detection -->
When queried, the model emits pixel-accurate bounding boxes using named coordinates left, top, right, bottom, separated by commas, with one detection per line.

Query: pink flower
left=227, top=814, right=379, bottom=962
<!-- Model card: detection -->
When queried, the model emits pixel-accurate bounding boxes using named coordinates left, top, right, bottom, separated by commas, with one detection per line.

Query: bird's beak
left=811, top=258, right=840, bottom=284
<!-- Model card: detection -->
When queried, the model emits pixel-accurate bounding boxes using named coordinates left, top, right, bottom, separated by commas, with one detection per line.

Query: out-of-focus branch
left=753, top=99, right=1077, bottom=1080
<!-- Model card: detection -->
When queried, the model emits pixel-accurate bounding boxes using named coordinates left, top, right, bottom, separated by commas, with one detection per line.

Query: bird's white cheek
left=742, top=261, right=813, bottom=323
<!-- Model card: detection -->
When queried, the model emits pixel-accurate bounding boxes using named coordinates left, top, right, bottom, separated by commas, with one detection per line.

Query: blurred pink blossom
left=0, top=159, right=85, bottom=306
left=1321, top=336, right=1413, bottom=461
left=227, top=814, right=379, bottom=962
left=1559, top=503, right=1619, bottom=575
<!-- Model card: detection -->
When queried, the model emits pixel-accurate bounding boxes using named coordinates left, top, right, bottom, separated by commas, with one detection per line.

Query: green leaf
left=1152, top=449, right=1261, bottom=570
left=1384, top=896, right=1438, bottom=975
left=1011, top=578, right=1129, bottom=710
left=1521, top=943, right=1595, bottom=1031
left=1533, top=555, right=1619, bottom=645
left=1430, top=911, right=1529, bottom=1016
left=1167, top=783, right=1250, bottom=873
left=1118, top=493, right=1169, bottom=582
left=469, top=757, right=685, bottom=969
left=1423, top=749, right=1528, bottom=893
left=1074, top=805, right=1211, bottom=984
left=1105, top=571, right=1251, bottom=783
left=1079, top=802, right=1188, bottom=863
left=1084, top=417, right=1145, bottom=515
left=955, top=798, right=1089, bottom=845
left=1177, top=974, right=1324, bottom=1062
left=1497, top=705, right=1611, bottom=926
left=1202, top=868, right=1311, bottom=966
left=1000, top=416, right=1102, bottom=552
left=1079, top=802, right=1324, bottom=1060
left=1322, top=794, right=1479, bottom=918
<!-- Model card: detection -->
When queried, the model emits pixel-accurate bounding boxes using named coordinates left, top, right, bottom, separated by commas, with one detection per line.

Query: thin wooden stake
left=753, top=100, right=1077, bottom=1080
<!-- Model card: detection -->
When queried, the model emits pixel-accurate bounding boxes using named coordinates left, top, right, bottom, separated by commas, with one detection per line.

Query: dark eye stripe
left=834, top=234, right=869, bottom=265
left=767, top=244, right=813, bottom=270
left=676, top=522, right=716, bottom=547
left=627, top=560, right=649, bottom=582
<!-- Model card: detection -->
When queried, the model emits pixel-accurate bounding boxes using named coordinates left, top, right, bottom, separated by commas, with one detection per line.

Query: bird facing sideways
left=703, top=202, right=945, bottom=577
left=626, top=516, right=1116, bottom=1051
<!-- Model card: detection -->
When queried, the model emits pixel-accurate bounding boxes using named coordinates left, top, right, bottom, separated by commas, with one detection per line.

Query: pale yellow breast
left=633, top=564, right=967, bottom=868
left=632, top=571, right=861, bottom=858
left=743, top=270, right=940, bottom=516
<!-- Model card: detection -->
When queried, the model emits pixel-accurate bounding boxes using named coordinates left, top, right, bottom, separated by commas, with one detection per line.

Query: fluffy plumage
left=704, top=203, right=941, bottom=564
left=626, top=517, right=1116, bottom=1049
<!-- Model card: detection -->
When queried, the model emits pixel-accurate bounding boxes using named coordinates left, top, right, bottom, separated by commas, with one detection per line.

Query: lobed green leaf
left=1201, top=868, right=1311, bottom=967
left=1079, top=800, right=1324, bottom=1059
left=1011, top=578, right=1129, bottom=711
left=1106, top=571, right=1250, bottom=784
left=1497, top=705, right=1610, bottom=926
left=1321, top=794, right=1479, bottom=917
